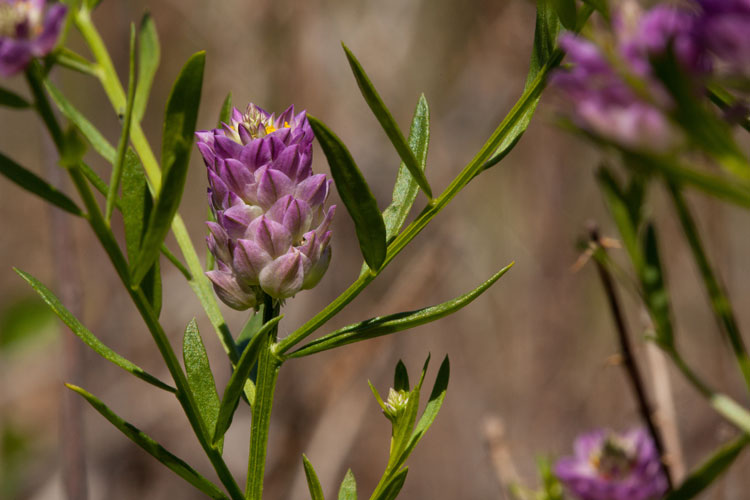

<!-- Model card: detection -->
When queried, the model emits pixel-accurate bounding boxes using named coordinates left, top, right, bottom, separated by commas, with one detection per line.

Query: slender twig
left=589, top=224, right=673, bottom=490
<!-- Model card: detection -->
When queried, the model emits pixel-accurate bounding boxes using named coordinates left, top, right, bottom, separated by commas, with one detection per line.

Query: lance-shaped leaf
left=131, top=51, right=205, bottom=287
left=15, top=268, right=175, bottom=392
left=212, top=315, right=283, bottom=445
left=394, top=360, right=409, bottom=392
left=122, top=150, right=162, bottom=314
left=0, top=151, right=82, bottom=216
left=393, top=356, right=450, bottom=472
left=391, top=357, right=428, bottom=462
left=309, top=116, right=387, bottom=271
left=0, top=86, right=31, bottom=109
left=665, top=434, right=750, bottom=500
left=481, top=0, right=560, bottom=172
left=44, top=80, right=117, bottom=164
left=372, top=468, right=408, bottom=500
left=382, top=94, right=430, bottom=243
left=133, top=12, right=160, bottom=122
left=642, top=224, right=673, bottom=348
left=553, top=0, right=577, bottom=30
left=218, top=92, right=233, bottom=126
left=338, top=469, right=357, bottom=500
left=302, top=455, right=325, bottom=500
left=342, top=44, right=432, bottom=199
left=288, top=263, right=513, bottom=358
left=105, top=23, right=137, bottom=223
left=66, top=384, right=229, bottom=500
left=183, top=319, right=222, bottom=451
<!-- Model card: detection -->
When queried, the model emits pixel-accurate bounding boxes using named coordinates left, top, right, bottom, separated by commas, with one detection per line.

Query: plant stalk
left=246, top=296, right=282, bottom=499
left=589, top=225, right=673, bottom=491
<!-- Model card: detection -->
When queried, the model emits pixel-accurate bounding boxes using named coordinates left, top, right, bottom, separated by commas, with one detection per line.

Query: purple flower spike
left=197, top=103, right=335, bottom=309
left=555, top=428, right=668, bottom=500
left=0, top=0, right=67, bottom=76
left=695, top=0, right=750, bottom=78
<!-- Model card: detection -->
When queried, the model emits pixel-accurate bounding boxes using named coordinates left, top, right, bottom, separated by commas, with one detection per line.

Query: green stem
left=667, top=183, right=750, bottom=392
left=246, top=296, right=281, bottom=499
left=276, top=50, right=563, bottom=355
left=73, top=9, right=239, bottom=365
left=26, top=65, right=244, bottom=500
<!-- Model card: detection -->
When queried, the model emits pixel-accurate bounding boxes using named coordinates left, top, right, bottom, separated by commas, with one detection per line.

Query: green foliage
left=67, top=384, right=230, bottom=499
left=15, top=268, right=175, bottom=392
left=105, top=23, right=137, bottom=222
left=342, top=44, right=432, bottom=199
left=213, top=315, right=283, bottom=445
left=0, top=151, right=82, bottom=216
left=309, top=115, right=387, bottom=271
left=552, top=0, right=577, bottom=30
left=183, top=319, right=222, bottom=452
left=302, top=455, right=326, bottom=500
left=0, top=86, right=31, bottom=109
left=666, top=434, right=750, bottom=500
left=338, top=470, right=357, bottom=500
left=131, top=52, right=205, bottom=287
left=287, top=263, right=513, bottom=358
left=133, top=13, right=160, bottom=122
left=382, top=94, right=430, bottom=243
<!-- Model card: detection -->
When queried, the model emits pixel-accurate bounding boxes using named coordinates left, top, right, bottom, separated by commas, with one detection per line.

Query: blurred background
left=2, top=0, right=750, bottom=498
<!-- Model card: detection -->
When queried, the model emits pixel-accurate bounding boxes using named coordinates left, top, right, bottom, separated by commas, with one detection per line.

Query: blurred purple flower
left=551, top=33, right=681, bottom=151
left=197, top=103, right=335, bottom=310
left=555, top=428, right=668, bottom=500
left=0, top=0, right=67, bottom=76
left=694, top=0, right=750, bottom=77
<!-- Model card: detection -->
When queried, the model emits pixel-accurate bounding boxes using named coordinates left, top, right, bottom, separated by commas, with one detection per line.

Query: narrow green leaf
left=105, top=23, right=137, bottom=223
left=84, top=0, right=104, bottom=11
left=0, top=86, right=31, bottom=109
left=0, top=151, right=82, bottom=216
left=596, top=166, right=642, bottom=269
left=236, top=305, right=264, bottom=351
left=481, top=0, right=559, bottom=172
left=308, top=115, right=386, bottom=271
left=15, top=268, right=175, bottom=392
left=383, top=94, right=430, bottom=243
left=394, top=361, right=409, bottom=392
left=52, top=48, right=99, bottom=76
left=44, top=80, right=117, bottom=164
left=213, top=315, right=283, bottom=445
left=368, top=380, right=387, bottom=412
left=66, top=384, right=229, bottom=499
left=581, top=0, right=609, bottom=20
left=133, top=12, right=160, bottom=122
left=122, top=150, right=162, bottom=315
left=626, top=153, right=750, bottom=209
left=288, top=263, right=513, bottom=358
left=642, top=224, right=673, bottom=347
left=131, top=51, right=205, bottom=287
left=711, top=394, right=750, bottom=434
left=394, top=356, right=450, bottom=471
left=553, top=0, right=577, bottom=30
left=218, top=92, right=233, bottom=126
left=60, top=126, right=88, bottom=169
left=342, top=44, right=432, bottom=199
left=373, top=467, right=408, bottom=500
left=183, top=319, right=222, bottom=452
left=302, top=455, right=325, bottom=500
left=337, top=469, right=357, bottom=500
left=665, top=434, right=750, bottom=500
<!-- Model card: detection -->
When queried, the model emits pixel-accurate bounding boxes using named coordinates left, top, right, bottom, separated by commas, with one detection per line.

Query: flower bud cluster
left=197, top=104, right=335, bottom=310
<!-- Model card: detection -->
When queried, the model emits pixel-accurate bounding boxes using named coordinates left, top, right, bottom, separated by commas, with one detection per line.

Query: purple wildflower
left=196, top=103, right=335, bottom=310
left=694, top=0, right=750, bottom=78
left=551, top=33, right=681, bottom=152
left=0, top=0, right=67, bottom=76
left=555, top=428, right=668, bottom=500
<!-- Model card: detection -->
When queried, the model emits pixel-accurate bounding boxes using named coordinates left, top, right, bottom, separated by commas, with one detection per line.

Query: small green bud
left=383, top=388, right=409, bottom=421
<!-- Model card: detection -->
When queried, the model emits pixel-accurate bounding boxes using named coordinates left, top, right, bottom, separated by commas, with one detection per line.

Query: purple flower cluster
left=196, top=104, right=335, bottom=310
left=0, top=0, right=66, bottom=76
left=555, top=428, right=668, bottom=500
left=551, top=0, right=750, bottom=151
